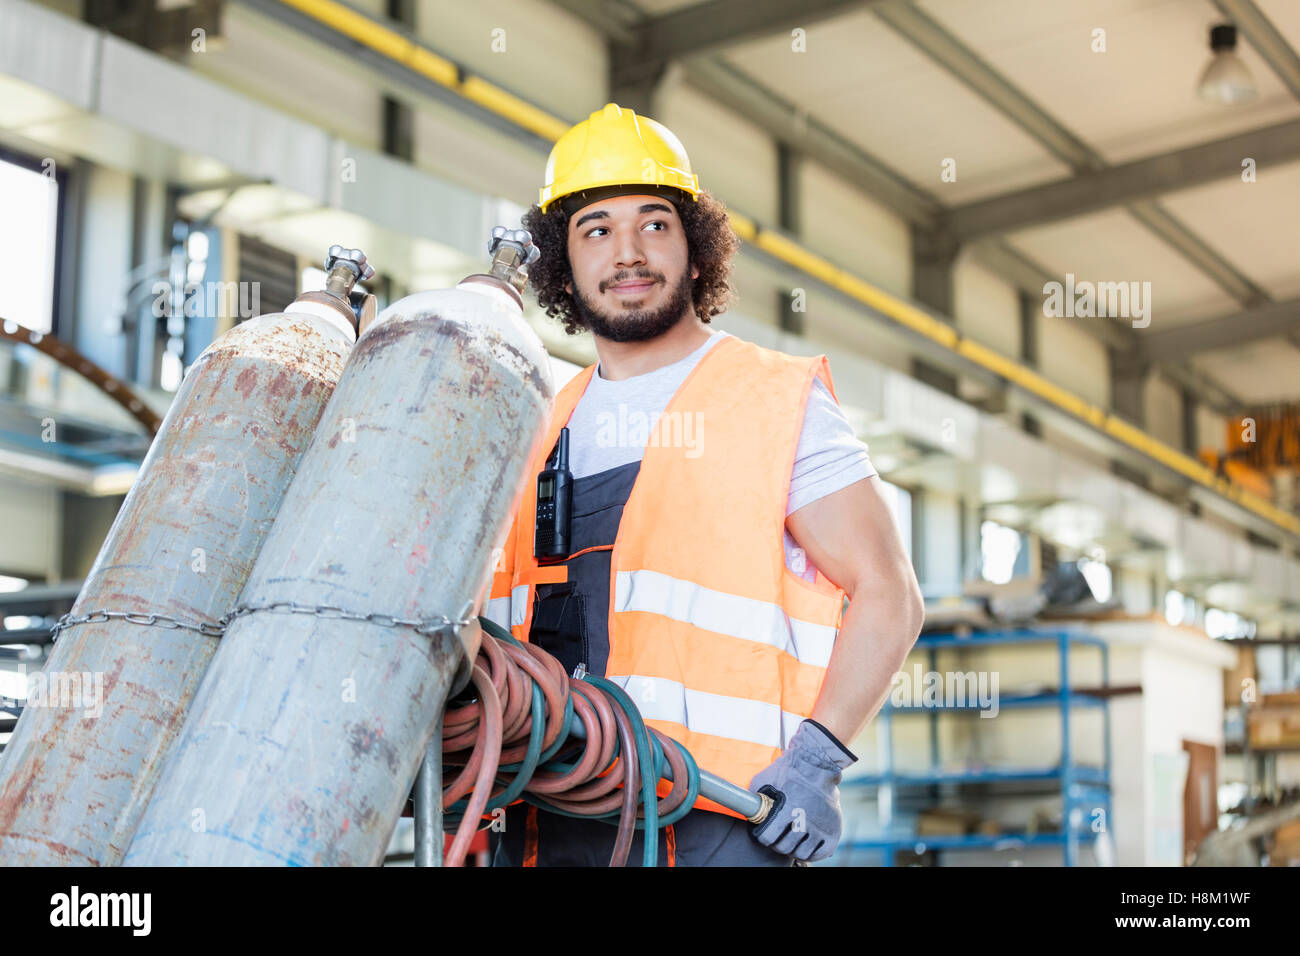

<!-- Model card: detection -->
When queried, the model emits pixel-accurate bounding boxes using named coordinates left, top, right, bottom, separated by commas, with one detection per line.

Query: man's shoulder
left=715, top=332, right=827, bottom=375
left=554, top=331, right=826, bottom=401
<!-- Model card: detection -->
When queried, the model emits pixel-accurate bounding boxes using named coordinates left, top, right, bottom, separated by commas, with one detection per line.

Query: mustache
left=602, top=272, right=662, bottom=291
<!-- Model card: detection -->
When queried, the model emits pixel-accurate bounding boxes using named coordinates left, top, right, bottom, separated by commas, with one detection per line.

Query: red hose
left=437, top=631, right=692, bottom=867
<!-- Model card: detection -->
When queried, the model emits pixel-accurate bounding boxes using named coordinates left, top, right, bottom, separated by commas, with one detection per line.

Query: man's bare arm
left=785, top=474, right=925, bottom=746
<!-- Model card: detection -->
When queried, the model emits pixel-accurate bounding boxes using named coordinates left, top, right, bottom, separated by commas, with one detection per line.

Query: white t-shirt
left=564, top=330, right=876, bottom=583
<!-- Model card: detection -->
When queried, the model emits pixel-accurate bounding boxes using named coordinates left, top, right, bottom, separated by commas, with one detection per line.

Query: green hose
left=443, top=616, right=702, bottom=866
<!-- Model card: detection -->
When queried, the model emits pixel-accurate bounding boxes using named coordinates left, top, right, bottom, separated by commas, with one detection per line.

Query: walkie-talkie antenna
left=555, top=427, right=570, bottom=471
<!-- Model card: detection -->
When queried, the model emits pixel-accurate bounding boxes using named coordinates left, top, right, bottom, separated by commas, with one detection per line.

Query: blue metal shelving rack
left=838, top=628, right=1113, bottom=866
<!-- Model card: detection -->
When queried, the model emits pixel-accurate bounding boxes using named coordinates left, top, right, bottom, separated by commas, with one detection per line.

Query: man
left=484, top=103, right=923, bottom=866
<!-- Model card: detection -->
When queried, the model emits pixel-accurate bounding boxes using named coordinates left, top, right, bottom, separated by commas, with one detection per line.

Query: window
left=1165, top=589, right=1198, bottom=627
left=980, top=520, right=1022, bottom=584
left=1205, top=608, right=1253, bottom=639
left=876, top=478, right=912, bottom=560
left=300, top=266, right=327, bottom=293
left=1078, top=549, right=1112, bottom=603
left=0, top=152, right=59, bottom=333
left=1165, top=589, right=1184, bottom=625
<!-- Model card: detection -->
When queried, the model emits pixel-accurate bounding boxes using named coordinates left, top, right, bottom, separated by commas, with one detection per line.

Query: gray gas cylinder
left=124, top=230, right=552, bottom=866
left=0, top=249, right=373, bottom=865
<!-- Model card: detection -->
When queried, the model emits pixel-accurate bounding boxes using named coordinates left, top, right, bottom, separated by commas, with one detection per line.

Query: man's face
left=565, top=193, right=700, bottom=343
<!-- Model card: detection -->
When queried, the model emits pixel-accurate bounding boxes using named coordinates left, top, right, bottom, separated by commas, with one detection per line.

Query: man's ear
left=565, top=278, right=572, bottom=295
left=691, top=263, right=699, bottom=281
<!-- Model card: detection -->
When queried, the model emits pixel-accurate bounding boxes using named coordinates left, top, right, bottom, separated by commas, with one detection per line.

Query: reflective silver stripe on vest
left=613, top=568, right=836, bottom=668
left=609, top=675, right=806, bottom=751
left=486, top=583, right=531, bottom=630
left=510, top=584, right=529, bottom=628
left=483, top=596, right=511, bottom=631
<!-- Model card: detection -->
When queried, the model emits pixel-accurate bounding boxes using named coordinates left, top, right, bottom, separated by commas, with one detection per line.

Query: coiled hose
left=436, top=616, right=701, bottom=867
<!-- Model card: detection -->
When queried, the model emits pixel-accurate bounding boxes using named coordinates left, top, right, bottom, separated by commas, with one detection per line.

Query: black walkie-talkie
left=534, top=427, right=572, bottom=564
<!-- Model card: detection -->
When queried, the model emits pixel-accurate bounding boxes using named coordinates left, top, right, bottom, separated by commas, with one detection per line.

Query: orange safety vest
left=485, top=334, right=847, bottom=819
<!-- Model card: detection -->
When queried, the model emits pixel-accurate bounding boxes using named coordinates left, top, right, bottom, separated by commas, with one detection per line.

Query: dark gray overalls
left=488, top=460, right=796, bottom=867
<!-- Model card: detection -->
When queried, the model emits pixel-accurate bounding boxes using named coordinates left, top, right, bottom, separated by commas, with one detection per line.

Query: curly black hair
left=520, top=188, right=740, bottom=336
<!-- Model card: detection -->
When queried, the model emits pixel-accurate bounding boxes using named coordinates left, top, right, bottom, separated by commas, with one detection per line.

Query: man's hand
left=748, top=719, right=857, bottom=863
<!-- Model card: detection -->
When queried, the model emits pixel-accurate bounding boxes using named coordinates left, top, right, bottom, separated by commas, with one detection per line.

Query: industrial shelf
left=838, top=628, right=1113, bottom=867
left=846, top=763, right=1109, bottom=787
left=842, top=827, right=1095, bottom=855
left=886, top=690, right=1109, bottom=712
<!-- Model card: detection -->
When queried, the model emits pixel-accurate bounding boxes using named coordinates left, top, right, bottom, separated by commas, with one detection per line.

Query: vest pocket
left=531, top=582, right=588, bottom=676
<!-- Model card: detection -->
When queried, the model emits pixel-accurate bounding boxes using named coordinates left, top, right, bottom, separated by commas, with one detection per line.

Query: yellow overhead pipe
left=273, top=0, right=1300, bottom=542
left=278, top=0, right=459, bottom=87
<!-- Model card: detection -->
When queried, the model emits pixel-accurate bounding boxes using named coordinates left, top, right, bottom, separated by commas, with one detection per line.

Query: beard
left=570, top=265, right=695, bottom=343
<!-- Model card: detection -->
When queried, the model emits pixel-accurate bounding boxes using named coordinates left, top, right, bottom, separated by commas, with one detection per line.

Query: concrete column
left=1019, top=289, right=1041, bottom=436
left=1109, top=346, right=1150, bottom=487
left=910, top=225, right=960, bottom=396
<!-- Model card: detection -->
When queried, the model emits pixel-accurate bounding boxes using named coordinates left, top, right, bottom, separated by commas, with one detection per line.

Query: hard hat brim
left=555, top=183, right=698, bottom=219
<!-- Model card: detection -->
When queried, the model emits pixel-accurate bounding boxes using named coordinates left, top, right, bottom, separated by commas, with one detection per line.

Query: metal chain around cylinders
left=49, top=603, right=476, bottom=643
left=221, top=601, right=475, bottom=637
left=48, top=605, right=704, bottom=867
left=49, top=610, right=227, bottom=642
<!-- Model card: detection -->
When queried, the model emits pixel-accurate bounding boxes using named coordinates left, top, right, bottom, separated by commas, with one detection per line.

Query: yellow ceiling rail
left=725, top=210, right=757, bottom=242
left=273, top=0, right=1300, bottom=543
left=279, top=0, right=459, bottom=87
left=459, top=76, right=572, bottom=142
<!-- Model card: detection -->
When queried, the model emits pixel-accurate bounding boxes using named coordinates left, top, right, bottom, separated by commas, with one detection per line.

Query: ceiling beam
left=611, top=0, right=875, bottom=88
left=548, top=0, right=642, bottom=46
left=555, top=0, right=1263, bottom=415
left=1142, top=297, right=1300, bottom=361
left=966, top=240, right=1133, bottom=351
left=1207, top=0, right=1300, bottom=360
left=946, top=118, right=1300, bottom=241
left=681, top=58, right=941, bottom=226
left=873, top=1, right=1267, bottom=304
left=874, top=0, right=1280, bottom=402
left=966, top=241, right=1249, bottom=415
left=1157, top=362, right=1248, bottom=419
left=242, top=0, right=555, bottom=149
left=1126, top=200, right=1269, bottom=307
left=873, top=0, right=1100, bottom=170
left=574, top=0, right=1266, bottom=362
left=561, top=1, right=940, bottom=229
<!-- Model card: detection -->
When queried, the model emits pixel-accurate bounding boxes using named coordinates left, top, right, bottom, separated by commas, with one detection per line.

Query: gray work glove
left=748, top=719, right=857, bottom=863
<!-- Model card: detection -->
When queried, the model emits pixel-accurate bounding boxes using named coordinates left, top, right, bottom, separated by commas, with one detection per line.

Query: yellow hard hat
left=539, top=102, right=700, bottom=215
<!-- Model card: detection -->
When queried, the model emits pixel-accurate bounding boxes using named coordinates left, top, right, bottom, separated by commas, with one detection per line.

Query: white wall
left=721, top=253, right=782, bottom=331
left=0, top=475, right=59, bottom=580
left=1037, top=310, right=1109, bottom=408
left=410, top=0, right=607, bottom=123
left=190, top=0, right=609, bottom=148
left=800, top=292, right=917, bottom=376
left=954, top=256, right=1020, bottom=360
left=1035, top=309, right=1114, bottom=470
left=73, top=165, right=133, bottom=379
left=188, top=4, right=384, bottom=150
left=800, top=162, right=912, bottom=301
left=658, top=84, right=779, bottom=225
left=410, top=102, right=544, bottom=207
left=1196, top=404, right=1227, bottom=455
left=917, top=490, right=963, bottom=598
left=1116, top=564, right=1156, bottom=615
left=1145, top=370, right=1184, bottom=452
left=1140, top=643, right=1226, bottom=865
